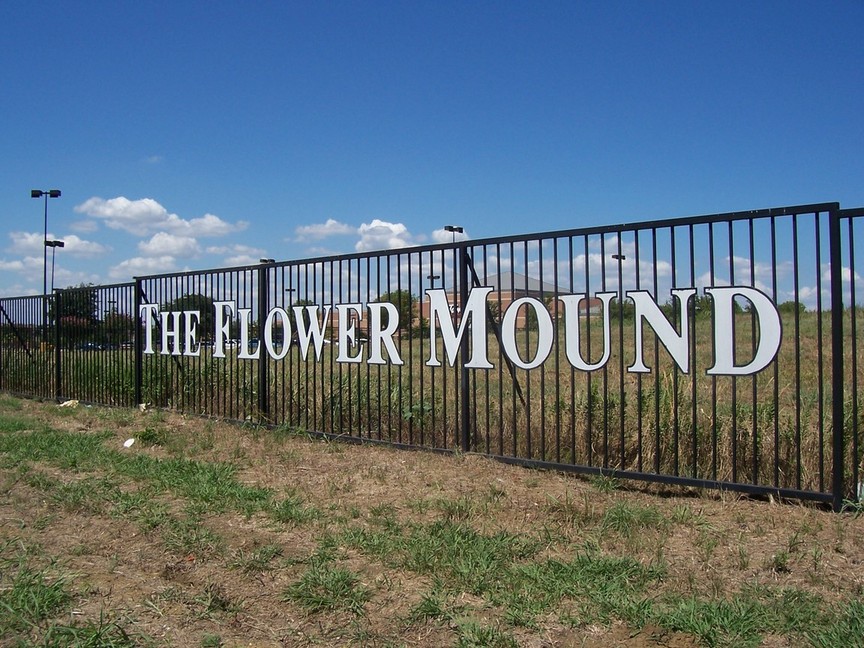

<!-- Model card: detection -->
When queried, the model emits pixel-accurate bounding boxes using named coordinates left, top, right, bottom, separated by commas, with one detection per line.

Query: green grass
left=0, top=426, right=272, bottom=517
left=269, top=490, right=319, bottom=525
left=0, top=540, right=142, bottom=647
left=229, top=543, right=283, bottom=574
left=344, top=519, right=538, bottom=596
left=0, top=563, right=71, bottom=636
left=40, top=614, right=139, bottom=648
left=1, top=397, right=863, bottom=646
left=455, top=620, right=518, bottom=648
left=282, top=560, right=370, bottom=615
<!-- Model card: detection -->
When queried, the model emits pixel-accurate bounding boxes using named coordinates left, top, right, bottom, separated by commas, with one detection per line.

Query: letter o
left=501, top=297, right=554, bottom=370
left=264, top=308, right=291, bottom=360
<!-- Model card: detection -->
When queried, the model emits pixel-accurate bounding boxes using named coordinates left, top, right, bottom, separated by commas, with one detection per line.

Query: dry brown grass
left=1, top=396, right=863, bottom=646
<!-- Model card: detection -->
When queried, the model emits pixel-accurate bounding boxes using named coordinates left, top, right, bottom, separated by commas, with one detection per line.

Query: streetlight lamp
left=31, top=189, right=61, bottom=344
left=444, top=225, right=463, bottom=244
left=46, top=240, right=65, bottom=293
left=426, top=273, right=440, bottom=287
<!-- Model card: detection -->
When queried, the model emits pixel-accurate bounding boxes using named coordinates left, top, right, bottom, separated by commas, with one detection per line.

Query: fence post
left=54, top=291, right=61, bottom=401
left=257, top=263, right=270, bottom=420
left=829, top=208, right=846, bottom=512
left=133, top=278, right=143, bottom=407
left=458, top=246, right=471, bottom=452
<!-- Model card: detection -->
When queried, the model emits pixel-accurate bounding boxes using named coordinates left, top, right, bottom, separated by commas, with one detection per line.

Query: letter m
left=425, top=287, right=493, bottom=369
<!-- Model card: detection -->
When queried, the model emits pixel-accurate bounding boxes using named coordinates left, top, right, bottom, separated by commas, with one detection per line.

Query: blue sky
left=1, top=1, right=862, bottom=297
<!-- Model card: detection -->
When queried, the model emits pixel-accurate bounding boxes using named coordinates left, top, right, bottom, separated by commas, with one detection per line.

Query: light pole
left=611, top=253, right=626, bottom=302
left=31, top=189, right=61, bottom=344
left=46, top=240, right=65, bottom=293
left=444, top=224, right=463, bottom=244
left=426, top=273, right=440, bottom=287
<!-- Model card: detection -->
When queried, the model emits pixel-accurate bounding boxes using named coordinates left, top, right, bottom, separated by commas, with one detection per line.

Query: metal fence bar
left=830, top=208, right=845, bottom=511
left=2, top=202, right=862, bottom=508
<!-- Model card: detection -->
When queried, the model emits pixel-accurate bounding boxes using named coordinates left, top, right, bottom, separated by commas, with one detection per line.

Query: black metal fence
left=1, top=202, right=862, bottom=509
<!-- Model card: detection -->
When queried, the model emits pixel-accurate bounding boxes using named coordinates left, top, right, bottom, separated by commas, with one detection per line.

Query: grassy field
left=1, top=395, right=863, bottom=647
left=2, top=309, right=861, bottom=499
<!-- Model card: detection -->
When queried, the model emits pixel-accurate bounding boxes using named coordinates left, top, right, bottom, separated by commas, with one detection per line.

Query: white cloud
left=304, top=246, right=340, bottom=257
left=0, top=259, right=24, bottom=271
left=74, top=196, right=248, bottom=238
left=224, top=255, right=259, bottom=266
left=52, top=267, right=102, bottom=290
left=294, top=218, right=356, bottom=241
left=7, top=231, right=106, bottom=257
left=184, top=213, right=248, bottom=237
left=206, top=243, right=266, bottom=257
left=7, top=231, right=44, bottom=254
left=431, top=227, right=470, bottom=244
left=56, top=235, right=108, bottom=257
left=0, top=283, right=39, bottom=297
left=69, top=220, right=99, bottom=233
left=2, top=256, right=55, bottom=279
left=822, top=265, right=863, bottom=284
left=355, top=219, right=415, bottom=252
left=205, top=244, right=267, bottom=267
left=138, top=232, right=200, bottom=257
left=109, top=255, right=176, bottom=280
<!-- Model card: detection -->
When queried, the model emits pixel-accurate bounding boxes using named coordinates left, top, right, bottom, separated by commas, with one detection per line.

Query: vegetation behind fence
left=1, top=202, right=862, bottom=509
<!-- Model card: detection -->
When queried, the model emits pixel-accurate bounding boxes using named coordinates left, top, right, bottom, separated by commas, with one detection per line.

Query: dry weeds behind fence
left=1, top=202, right=862, bottom=509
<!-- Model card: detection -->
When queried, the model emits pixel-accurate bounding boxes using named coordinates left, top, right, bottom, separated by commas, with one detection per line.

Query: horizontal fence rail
left=1, top=202, right=861, bottom=510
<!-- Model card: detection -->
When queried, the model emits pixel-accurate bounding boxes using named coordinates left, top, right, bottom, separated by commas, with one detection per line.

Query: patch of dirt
left=1, top=398, right=863, bottom=647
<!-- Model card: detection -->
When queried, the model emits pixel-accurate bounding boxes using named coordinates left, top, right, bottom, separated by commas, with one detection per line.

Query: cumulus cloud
left=355, top=219, right=415, bottom=252
left=294, top=219, right=356, bottom=241
left=304, top=246, right=340, bottom=257
left=224, top=254, right=260, bottom=266
left=822, top=265, right=863, bottom=284
left=109, top=255, right=176, bottom=280
left=75, top=196, right=248, bottom=238
left=8, top=231, right=107, bottom=256
left=52, top=267, right=102, bottom=289
left=7, top=232, right=44, bottom=254
left=431, top=227, right=470, bottom=244
left=205, top=244, right=267, bottom=267
left=206, top=243, right=266, bottom=257
left=57, top=235, right=108, bottom=256
left=69, top=220, right=99, bottom=234
left=138, top=232, right=201, bottom=257
left=0, top=259, right=25, bottom=272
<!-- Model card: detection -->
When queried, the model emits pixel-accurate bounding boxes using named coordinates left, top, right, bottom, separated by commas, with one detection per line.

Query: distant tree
left=51, top=283, right=99, bottom=347
left=102, top=311, right=135, bottom=346
left=51, top=283, right=98, bottom=324
left=377, top=290, right=417, bottom=333
left=161, top=293, right=217, bottom=340
left=660, top=293, right=707, bottom=321
left=486, top=300, right=502, bottom=324
left=289, top=299, right=316, bottom=335
left=269, top=299, right=317, bottom=345
left=777, top=300, right=806, bottom=315
left=608, top=295, right=635, bottom=322
left=524, top=295, right=555, bottom=330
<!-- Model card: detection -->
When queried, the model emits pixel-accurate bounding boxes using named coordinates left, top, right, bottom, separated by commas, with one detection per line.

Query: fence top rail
left=838, top=206, right=864, bottom=218
left=52, top=281, right=135, bottom=294
left=128, top=201, right=840, bottom=283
